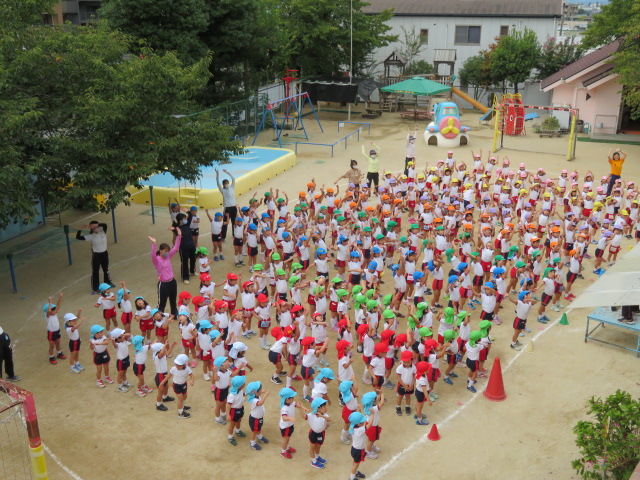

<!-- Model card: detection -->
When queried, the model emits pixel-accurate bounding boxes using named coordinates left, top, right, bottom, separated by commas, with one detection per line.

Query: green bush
left=572, top=390, right=640, bottom=480
left=541, top=116, right=560, bottom=130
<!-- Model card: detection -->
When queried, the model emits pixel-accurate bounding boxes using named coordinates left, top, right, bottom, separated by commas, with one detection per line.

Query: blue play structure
left=252, top=92, right=324, bottom=148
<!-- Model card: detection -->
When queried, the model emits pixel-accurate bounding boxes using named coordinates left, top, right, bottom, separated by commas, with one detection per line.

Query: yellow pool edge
left=128, top=147, right=296, bottom=209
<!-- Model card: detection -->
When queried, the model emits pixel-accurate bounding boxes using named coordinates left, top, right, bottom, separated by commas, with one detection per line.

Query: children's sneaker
left=178, top=411, right=191, bottom=419
left=449, top=371, right=458, bottom=378
left=291, top=375, right=303, bottom=381
left=366, top=451, right=378, bottom=459
left=524, top=326, right=532, bottom=333
left=510, top=343, right=522, bottom=351
left=405, top=406, right=412, bottom=415
left=355, top=471, right=366, bottom=479
left=383, top=380, right=395, bottom=389
left=443, top=377, right=453, bottom=385
left=317, top=455, right=327, bottom=463
left=156, top=404, right=168, bottom=411
left=220, top=254, right=225, bottom=260
left=215, top=417, right=227, bottom=425
left=57, top=352, right=67, bottom=360
left=340, top=435, right=352, bottom=445
left=467, top=385, right=477, bottom=393
left=551, top=304, right=561, bottom=312
left=75, top=363, right=85, bottom=371
left=468, top=303, right=476, bottom=310
left=271, top=376, right=283, bottom=385
left=104, top=376, right=114, bottom=384
left=49, top=357, right=57, bottom=365
left=70, top=365, right=81, bottom=374
left=261, top=344, right=270, bottom=350
left=311, top=461, right=325, bottom=469
left=304, top=395, right=312, bottom=402
left=319, top=359, right=330, bottom=367
left=416, top=418, right=429, bottom=425
left=258, top=435, right=269, bottom=444
left=228, top=437, right=238, bottom=446
left=136, top=389, right=146, bottom=397
left=395, top=406, right=402, bottom=416
left=287, top=446, right=297, bottom=453
left=190, top=360, right=197, bottom=368
left=96, top=379, right=105, bottom=388
left=204, top=373, right=211, bottom=381
left=118, top=385, right=129, bottom=393
left=280, top=450, right=293, bottom=459
left=250, top=443, right=262, bottom=451
left=214, top=256, right=219, bottom=261
left=372, top=445, right=381, bottom=453
left=142, top=385, right=153, bottom=393
left=162, top=396, right=175, bottom=402
left=235, top=430, right=247, bottom=438
left=123, top=380, right=133, bottom=387
left=183, top=405, right=191, bottom=411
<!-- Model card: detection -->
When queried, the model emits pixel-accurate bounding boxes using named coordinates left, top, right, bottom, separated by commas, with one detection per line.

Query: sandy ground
left=1, top=108, right=640, bottom=480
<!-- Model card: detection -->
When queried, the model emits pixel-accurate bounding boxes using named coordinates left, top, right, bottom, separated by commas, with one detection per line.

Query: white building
left=364, top=0, right=562, bottom=79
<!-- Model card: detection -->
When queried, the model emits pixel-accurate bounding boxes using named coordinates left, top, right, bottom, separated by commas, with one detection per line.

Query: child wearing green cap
left=465, top=331, right=485, bottom=393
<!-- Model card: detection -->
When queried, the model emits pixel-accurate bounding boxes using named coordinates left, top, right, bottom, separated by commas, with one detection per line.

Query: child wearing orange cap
left=395, top=349, right=416, bottom=416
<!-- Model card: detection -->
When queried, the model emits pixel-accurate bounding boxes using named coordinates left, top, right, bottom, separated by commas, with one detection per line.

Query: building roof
left=541, top=40, right=621, bottom=90
left=364, top=0, right=562, bottom=17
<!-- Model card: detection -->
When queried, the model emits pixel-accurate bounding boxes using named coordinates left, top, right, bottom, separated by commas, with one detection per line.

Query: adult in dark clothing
left=175, top=213, right=196, bottom=284
left=76, top=221, right=113, bottom=293
left=0, top=326, right=19, bottom=382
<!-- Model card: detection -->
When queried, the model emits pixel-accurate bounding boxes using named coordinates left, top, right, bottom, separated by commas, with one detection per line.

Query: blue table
left=585, top=307, right=640, bottom=357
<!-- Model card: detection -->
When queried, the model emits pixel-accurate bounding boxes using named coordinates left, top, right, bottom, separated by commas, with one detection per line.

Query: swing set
left=252, top=91, right=324, bottom=148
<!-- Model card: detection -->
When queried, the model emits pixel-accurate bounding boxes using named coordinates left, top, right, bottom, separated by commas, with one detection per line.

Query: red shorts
left=384, top=357, right=394, bottom=371
left=366, top=425, right=382, bottom=442
left=140, top=319, right=154, bottom=332
left=408, top=201, right=416, bottom=209
left=609, top=245, right=620, bottom=254
left=181, top=338, right=195, bottom=349
left=341, top=406, right=354, bottom=424
left=335, top=260, right=346, bottom=268
left=428, top=368, right=440, bottom=382
left=362, top=355, right=371, bottom=365
left=479, top=347, right=489, bottom=362
left=307, top=294, right=317, bottom=306
left=481, top=261, right=491, bottom=272
left=121, top=312, right=133, bottom=325
left=156, top=327, right=168, bottom=337
left=103, top=307, right=116, bottom=320
left=329, top=301, right=338, bottom=312
left=432, top=279, right=443, bottom=290
left=224, top=300, right=236, bottom=311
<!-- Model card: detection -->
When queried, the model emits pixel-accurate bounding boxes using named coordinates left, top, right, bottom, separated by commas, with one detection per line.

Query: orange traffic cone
left=427, top=423, right=441, bottom=441
left=483, top=357, right=507, bottom=402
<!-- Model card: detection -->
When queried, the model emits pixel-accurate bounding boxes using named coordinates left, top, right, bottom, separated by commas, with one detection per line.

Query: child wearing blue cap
left=89, top=325, right=112, bottom=388
left=188, top=206, right=200, bottom=247
left=306, top=397, right=330, bottom=469
left=363, top=391, right=385, bottom=459
left=211, top=355, right=232, bottom=424
left=279, top=387, right=309, bottom=459
left=204, top=209, right=227, bottom=261
left=339, top=380, right=359, bottom=444
left=505, top=291, right=537, bottom=351
left=44, top=292, right=66, bottom=365
left=246, top=381, right=270, bottom=450
left=348, top=411, right=369, bottom=479
left=131, top=335, right=152, bottom=397
left=95, top=283, right=118, bottom=330
left=232, top=215, right=246, bottom=267
left=117, top=281, right=133, bottom=334
left=226, top=375, right=247, bottom=445
left=311, top=367, right=334, bottom=403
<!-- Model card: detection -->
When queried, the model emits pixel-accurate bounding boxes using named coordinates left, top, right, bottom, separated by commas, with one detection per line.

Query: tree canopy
left=582, top=0, right=640, bottom=119
left=489, top=28, right=540, bottom=94
left=0, top=21, right=240, bottom=227
left=536, top=37, right=584, bottom=81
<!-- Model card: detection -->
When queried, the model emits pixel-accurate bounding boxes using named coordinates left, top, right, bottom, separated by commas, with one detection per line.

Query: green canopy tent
left=381, top=77, right=451, bottom=120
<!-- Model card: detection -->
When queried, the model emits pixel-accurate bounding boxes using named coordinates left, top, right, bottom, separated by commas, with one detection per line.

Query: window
left=419, top=29, right=429, bottom=44
left=500, top=25, right=509, bottom=36
left=455, top=26, right=481, bottom=45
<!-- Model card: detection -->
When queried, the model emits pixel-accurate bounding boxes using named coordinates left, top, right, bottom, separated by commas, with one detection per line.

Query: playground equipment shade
left=381, top=77, right=451, bottom=96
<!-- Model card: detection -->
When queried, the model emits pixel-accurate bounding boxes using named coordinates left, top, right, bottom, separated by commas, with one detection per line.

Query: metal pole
left=149, top=186, right=156, bottom=224
left=7, top=254, right=17, bottom=293
left=63, top=225, right=73, bottom=265
left=350, top=0, right=353, bottom=83
left=111, top=209, right=118, bottom=244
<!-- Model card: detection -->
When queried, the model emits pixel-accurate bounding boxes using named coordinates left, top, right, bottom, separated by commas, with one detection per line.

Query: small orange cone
left=483, top=357, right=507, bottom=402
left=427, top=423, right=441, bottom=441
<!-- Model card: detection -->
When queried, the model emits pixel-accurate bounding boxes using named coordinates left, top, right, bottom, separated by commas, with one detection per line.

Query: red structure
left=504, top=95, right=525, bottom=136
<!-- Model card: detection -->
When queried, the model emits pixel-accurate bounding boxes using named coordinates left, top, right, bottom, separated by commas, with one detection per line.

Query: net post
left=567, top=110, right=578, bottom=161
left=492, top=99, right=501, bottom=153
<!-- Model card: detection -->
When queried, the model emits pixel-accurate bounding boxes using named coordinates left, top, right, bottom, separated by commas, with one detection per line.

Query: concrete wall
left=374, top=16, right=557, bottom=78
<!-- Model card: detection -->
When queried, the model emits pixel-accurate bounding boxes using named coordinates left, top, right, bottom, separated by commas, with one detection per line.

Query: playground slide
left=451, top=87, right=490, bottom=114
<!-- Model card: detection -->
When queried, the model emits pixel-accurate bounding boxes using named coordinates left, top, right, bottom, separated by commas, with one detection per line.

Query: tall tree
left=273, top=0, right=396, bottom=77
left=489, top=28, right=540, bottom=93
left=0, top=22, right=239, bottom=227
left=582, top=0, right=640, bottom=119
left=459, top=55, right=492, bottom=99
left=536, top=37, right=584, bottom=81
left=100, top=0, right=209, bottom=65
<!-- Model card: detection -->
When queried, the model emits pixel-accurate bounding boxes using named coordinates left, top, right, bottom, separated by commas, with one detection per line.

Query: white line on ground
left=42, top=443, right=85, bottom=480
left=369, top=308, right=574, bottom=480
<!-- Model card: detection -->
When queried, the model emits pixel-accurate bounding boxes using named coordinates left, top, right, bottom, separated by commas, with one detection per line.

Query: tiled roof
left=364, top=0, right=562, bottom=17
left=541, top=40, right=621, bottom=90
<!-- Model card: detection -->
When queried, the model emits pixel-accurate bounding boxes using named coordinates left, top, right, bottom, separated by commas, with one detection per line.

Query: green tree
left=536, top=36, right=584, bottom=80
left=405, top=60, right=434, bottom=76
left=490, top=28, right=540, bottom=93
left=273, top=0, right=396, bottom=77
left=100, top=0, right=209, bottom=65
left=0, top=22, right=240, bottom=227
left=458, top=55, right=492, bottom=99
left=582, top=0, right=640, bottom=119
left=572, top=390, right=640, bottom=480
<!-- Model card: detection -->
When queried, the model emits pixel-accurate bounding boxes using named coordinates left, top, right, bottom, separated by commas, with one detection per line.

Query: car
left=424, top=102, right=471, bottom=147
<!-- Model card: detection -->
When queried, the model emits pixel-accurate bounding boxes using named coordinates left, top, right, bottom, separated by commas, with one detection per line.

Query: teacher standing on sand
left=149, top=227, right=181, bottom=317
left=606, top=148, right=627, bottom=196
left=362, top=141, right=382, bottom=188
left=216, top=168, right=237, bottom=240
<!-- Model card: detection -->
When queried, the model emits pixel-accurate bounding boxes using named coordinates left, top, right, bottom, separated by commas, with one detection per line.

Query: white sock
left=286, top=376, right=292, bottom=388
left=303, top=385, right=309, bottom=397
left=260, top=335, right=265, bottom=346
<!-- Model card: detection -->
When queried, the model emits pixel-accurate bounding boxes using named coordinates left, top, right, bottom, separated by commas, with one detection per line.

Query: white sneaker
left=184, top=280, right=190, bottom=285
left=366, top=451, right=378, bottom=459
left=372, top=445, right=381, bottom=453
left=70, top=366, right=80, bottom=374
left=123, top=380, right=133, bottom=387
left=136, top=389, right=146, bottom=397
left=118, top=385, right=129, bottom=393
left=551, top=304, right=561, bottom=312
left=204, top=373, right=211, bottom=381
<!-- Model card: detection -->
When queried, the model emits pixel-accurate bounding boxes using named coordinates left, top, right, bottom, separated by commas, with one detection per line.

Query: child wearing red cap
left=300, top=337, right=328, bottom=401
left=285, top=324, right=302, bottom=388
left=177, top=291, right=191, bottom=317
left=310, top=313, right=330, bottom=367
left=414, top=361, right=433, bottom=425
left=240, top=280, right=257, bottom=338
left=255, top=293, right=272, bottom=350
left=178, top=314, right=197, bottom=368
left=153, top=310, right=173, bottom=346
left=395, top=349, right=416, bottom=415
left=359, top=324, right=375, bottom=385
left=199, top=273, right=215, bottom=299
left=368, top=342, right=389, bottom=393
left=425, top=339, right=445, bottom=402
left=268, top=327, right=289, bottom=385
left=223, top=273, right=240, bottom=312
